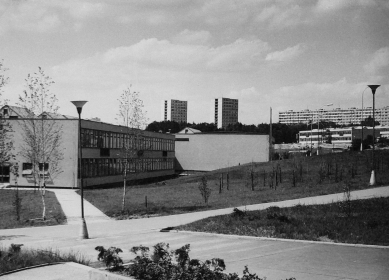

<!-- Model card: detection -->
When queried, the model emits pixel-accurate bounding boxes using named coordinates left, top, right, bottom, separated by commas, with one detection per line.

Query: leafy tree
left=117, top=86, right=148, bottom=212
left=361, top=116, right=380, bottom=127
left=18, top=67, right=63, bottom=220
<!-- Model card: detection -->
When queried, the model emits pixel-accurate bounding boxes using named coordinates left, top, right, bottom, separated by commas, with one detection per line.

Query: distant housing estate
left=211, top=97, right=239, bottom=129
left=162, top=99, right=187, bottom=123
left=279, top=106, right=389, bottom=126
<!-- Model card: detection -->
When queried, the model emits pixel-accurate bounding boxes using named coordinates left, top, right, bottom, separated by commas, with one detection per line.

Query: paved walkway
left=50, top=189, right=110, bottom=224
left=1, top=186, right=388, bottom=280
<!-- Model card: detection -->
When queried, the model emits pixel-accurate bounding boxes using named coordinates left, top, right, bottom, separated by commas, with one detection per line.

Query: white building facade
left=279, top=106, right=389, bottom=126
left=162, top=99, right=188, bottom=123
left=211, top=97, right=239, bottom=129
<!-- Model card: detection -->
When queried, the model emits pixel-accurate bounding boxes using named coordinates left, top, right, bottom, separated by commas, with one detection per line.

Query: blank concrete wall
left=175, top=134, right=269, bottom=171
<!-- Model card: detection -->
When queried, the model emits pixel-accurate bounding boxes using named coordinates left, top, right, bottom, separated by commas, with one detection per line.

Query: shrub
left=96, top=243, right=296, bottom=280
left=95, top=246, right=123, bottom=271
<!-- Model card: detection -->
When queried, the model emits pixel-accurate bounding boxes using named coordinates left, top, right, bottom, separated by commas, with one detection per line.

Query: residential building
left=1, top=105, right=175, bottom=188
left=211, top=97, right=239, bottom=128
left=297, top=126, right=384, bottom=146
left=279, top=106, right=389, bottom=126
left=162, top=99, right=187, bottom=123
left=175, top=129, right=269, bottom=171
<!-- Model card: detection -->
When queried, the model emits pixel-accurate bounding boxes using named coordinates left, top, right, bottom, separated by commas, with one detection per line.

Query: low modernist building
left=1, top=105, right=175, bottom=188
left=298, top=126, right=384, bottom=146
left=175, top=128, right=269, bottom=171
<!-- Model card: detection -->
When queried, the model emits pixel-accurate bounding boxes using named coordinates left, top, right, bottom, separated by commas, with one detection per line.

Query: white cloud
left=364, top=47, right=389, bottom=74
left=171, top=30, right=212, bottom=46
left=102, top=37, right=270, bottom=72
left=0, top=1, right=61, bottom=33
left=265, top=44, right=306, bottom=62
left=255, top=4, right=305, bottom=30
left=315, top=0, right=375, bottom=14
left=0, top=0, right=106, bottom=34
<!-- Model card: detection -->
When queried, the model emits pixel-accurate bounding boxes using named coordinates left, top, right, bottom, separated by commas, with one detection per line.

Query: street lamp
left=360, top=87, right=368, bottom=151
left=71, top=100, right=89, bottom=239
left=367, top=85, right=380, bottom=186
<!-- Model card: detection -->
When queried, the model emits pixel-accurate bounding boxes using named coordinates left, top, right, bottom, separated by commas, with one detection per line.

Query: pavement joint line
left=176, top=230, right=389, bottom=249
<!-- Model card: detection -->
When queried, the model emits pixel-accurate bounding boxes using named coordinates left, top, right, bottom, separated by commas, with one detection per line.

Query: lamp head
left=368, top=85, right=380, bottom=94
left=71, top=101, right=88, bottom=115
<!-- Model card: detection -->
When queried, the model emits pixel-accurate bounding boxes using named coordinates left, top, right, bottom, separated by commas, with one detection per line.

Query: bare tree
left=18, top=67, right=63, bottom=220
left=0, top=59, right=14, bottom=184
left=117, top=86, right=148, bottom=212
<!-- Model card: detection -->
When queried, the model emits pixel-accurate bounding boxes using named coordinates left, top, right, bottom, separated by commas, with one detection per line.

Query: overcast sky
left=1, top=0, right=388, bottom=125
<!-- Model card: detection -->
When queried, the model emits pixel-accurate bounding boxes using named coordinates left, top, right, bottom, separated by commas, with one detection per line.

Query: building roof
left=177, top=127, right=202, bottom=134
left=1, top=105, right=33, bottom=118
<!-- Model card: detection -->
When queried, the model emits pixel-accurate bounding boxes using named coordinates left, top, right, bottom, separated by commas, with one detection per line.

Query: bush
left=96, top=242, right=296, bottom=280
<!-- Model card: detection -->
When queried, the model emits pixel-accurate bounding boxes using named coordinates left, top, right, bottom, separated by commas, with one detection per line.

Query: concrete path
left=1, top=262, right=94, bottom=280
left=1, top=186, right=388, bottom=280
left=50, top=189, right=111, bottom=224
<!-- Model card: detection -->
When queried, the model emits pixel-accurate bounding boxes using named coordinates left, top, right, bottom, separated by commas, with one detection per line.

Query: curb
left=89, top=269, right=136, bottom=280
left=175, top=230, right=389, bottom=249
left=0, top=262, right=65, bottom=277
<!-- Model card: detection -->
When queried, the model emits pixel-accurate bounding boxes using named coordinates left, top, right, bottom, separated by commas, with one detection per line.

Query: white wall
left=175, top=134, right=269, bottom=171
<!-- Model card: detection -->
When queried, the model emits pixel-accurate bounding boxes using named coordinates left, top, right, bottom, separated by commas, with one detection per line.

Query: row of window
left=80, top=158, right=174, bottom=178
left=81, top=128, right=174, bottom=151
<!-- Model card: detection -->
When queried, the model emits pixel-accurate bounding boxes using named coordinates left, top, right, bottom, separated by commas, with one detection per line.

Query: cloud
left=0, top=1, right=61, bottom=33
left=315, top=0, right=375, bottom=14
left=0, top=0, right=106, bottom=34
left=171, top=30, right=212, bottom=46
left=265, top=44, right=306, bottom=62
left=101, top=37, right=270, bottom=72
left=255, top=4, right=305, bottom=30
left=364, top=47, right=389, bottom=74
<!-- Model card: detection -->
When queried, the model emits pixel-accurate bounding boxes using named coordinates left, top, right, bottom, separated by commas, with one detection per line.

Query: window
left=22, top=163, right=33, bottom=175
left=162, top=151, right=167, bottom=157
left=39, top=163, right=49, bottom=171
left=100, top=148, right=110, bottom=157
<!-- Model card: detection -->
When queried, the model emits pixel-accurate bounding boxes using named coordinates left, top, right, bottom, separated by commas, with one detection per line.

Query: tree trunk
left=41, top=184, right=46, bottom=220
left=121, top=167, right=127, bottom=212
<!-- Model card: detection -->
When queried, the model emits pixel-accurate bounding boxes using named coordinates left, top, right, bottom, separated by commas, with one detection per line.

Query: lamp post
left=360, top=87, right=368, bottom=151
left=367, top=85, right=380, bottom=186
left=71, top=100, right=89, bottom=239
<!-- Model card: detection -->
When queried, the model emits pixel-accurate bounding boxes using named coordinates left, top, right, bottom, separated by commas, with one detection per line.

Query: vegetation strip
left=176, top=197, right=389, bottom=246
left=82, top=151, right=389, bottom=220
left=175, top=231, right=389, bottom=249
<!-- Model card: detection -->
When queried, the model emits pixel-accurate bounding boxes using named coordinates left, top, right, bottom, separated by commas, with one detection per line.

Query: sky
left=1, top=0, right=389, bottom=125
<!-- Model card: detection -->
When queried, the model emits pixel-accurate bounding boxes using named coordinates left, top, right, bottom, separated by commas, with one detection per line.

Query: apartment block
left=162, top=99, right=188, bottom=123
left=211, top=98, right=239, bottom=128
left=279, top=106, right=389, bottom=126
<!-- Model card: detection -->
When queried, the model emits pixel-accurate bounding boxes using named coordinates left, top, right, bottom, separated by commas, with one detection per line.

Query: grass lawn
left=0, top=244, right=90, bottom=274
left=176, top=197, right=389, bottom=246
left=0, top=189, right=66, bottom=229
left=82, top=150, right=389, bottom=218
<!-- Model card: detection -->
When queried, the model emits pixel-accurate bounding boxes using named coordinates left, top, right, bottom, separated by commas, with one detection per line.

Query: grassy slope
left=177, top=197, right=389, bottom=246
left=0, top=245, right=90, bottom=274
left=82, top=150, right=389, bottom=218
left=0, top=189, right=66, bottom=229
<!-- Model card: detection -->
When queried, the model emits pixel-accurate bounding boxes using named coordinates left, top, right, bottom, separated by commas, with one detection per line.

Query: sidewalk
left=50, top=189, right=111, bottom=224
left=1, top=186, right=388, bottom=280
